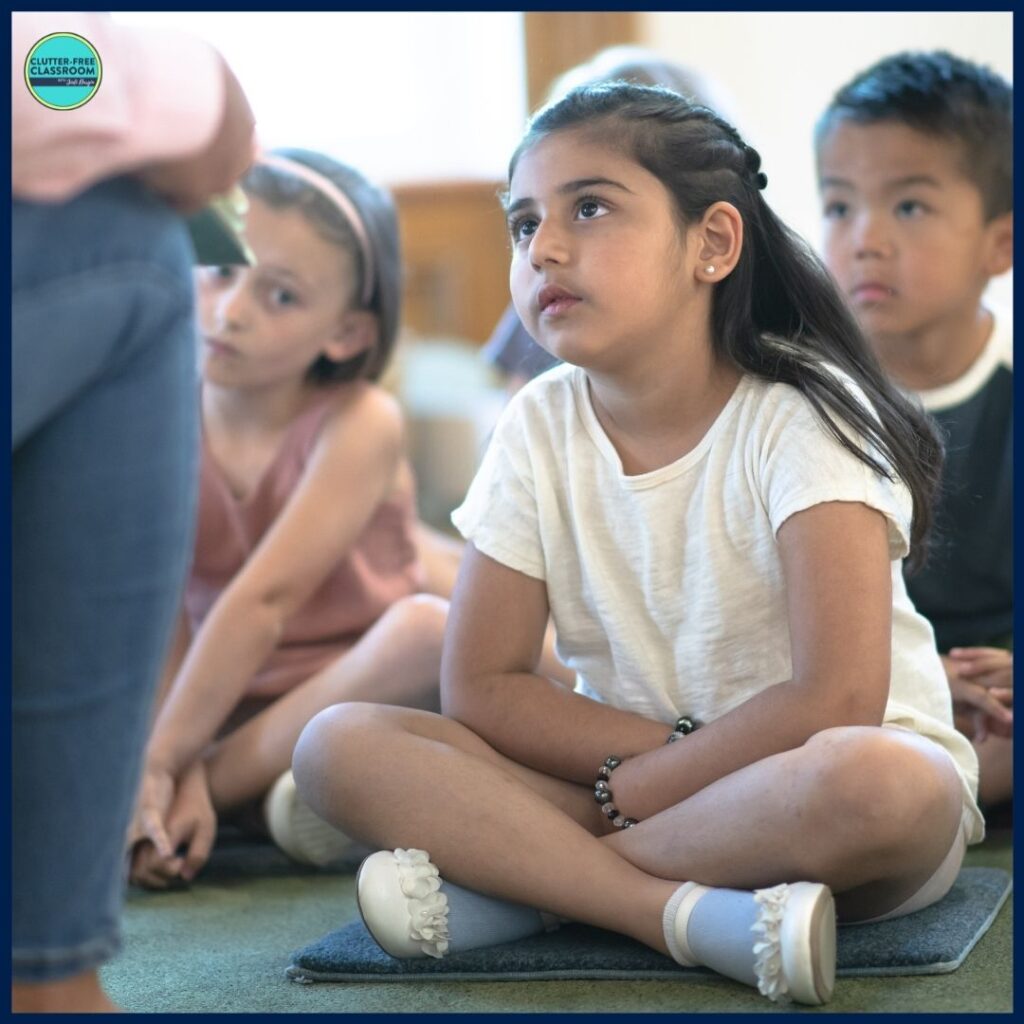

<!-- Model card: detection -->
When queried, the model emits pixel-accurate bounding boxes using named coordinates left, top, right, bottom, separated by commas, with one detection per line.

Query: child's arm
left=129, top=608, right=219, bottom=886
left=417, top=522, right=575, bottom=689
left=442, top=544, right=674, bottom=781
left=128, top=608, right=193, bottom=858
left=145, top=386, right=405, bottom=781
left=447, top=500, right=892, bottom=818
left=148, top=608, right=192, bottom=729
left=608, top=500, right=893, bottom=821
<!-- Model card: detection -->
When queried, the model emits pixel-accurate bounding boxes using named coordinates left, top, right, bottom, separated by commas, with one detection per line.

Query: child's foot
left=355, top=848, right=559, bottom=958
left=263, top=770, right=357, bottom=867
left=664, top=880, right=836, bottom=1005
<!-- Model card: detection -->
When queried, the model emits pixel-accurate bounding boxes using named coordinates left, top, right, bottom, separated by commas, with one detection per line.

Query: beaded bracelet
left=666, top=715, right=697, bottom=744
left=595, top=718, right=698, bottom=830
left=593, top=755, right=638, bottom=829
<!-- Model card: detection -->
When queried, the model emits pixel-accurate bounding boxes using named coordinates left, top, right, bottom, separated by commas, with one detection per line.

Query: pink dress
left=186, top=391, right=426, bottom=697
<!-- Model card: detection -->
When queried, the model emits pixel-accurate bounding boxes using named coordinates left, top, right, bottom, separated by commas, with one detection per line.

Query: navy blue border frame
left=6, top=4, right=1015, bottom=1019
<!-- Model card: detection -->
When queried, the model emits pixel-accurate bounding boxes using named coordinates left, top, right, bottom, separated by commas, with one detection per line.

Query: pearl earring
left=705, top=265, right=716, bottom=274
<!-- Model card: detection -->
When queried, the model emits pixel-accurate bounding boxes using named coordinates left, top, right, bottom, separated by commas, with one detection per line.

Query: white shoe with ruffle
left=665, top=880, right=836, bottom=1005
left=355, top=848, right=451, bottom=958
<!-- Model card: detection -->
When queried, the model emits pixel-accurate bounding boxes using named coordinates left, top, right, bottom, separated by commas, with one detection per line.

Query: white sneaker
left=263, top=770, right=356, bottom=867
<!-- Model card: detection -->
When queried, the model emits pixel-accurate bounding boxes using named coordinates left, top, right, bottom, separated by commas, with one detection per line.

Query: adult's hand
left=136, top=56, right=256, bottom=214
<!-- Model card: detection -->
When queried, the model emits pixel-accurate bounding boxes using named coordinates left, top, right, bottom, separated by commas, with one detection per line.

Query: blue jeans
left=12, top=179, right=199, bottom=982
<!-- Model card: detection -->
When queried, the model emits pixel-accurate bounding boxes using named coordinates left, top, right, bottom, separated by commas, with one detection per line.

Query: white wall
left=113, top=12, right=527, bottom=185
left=641, top=12, right=1013, bottom=309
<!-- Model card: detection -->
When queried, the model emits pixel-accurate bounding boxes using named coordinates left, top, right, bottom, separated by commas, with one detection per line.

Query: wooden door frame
left=523, top=11, right=640, bottom=111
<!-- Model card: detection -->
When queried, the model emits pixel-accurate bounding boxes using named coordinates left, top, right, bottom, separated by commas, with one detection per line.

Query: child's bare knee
left=293, top=702, right=394, bottom=808
left=803, top=727, right=959, bottom=849
left=384, top=593, right=449, bottom=650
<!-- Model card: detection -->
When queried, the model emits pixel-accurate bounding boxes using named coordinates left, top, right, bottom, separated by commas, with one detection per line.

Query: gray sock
left=441, top=880, right=559, bottom=953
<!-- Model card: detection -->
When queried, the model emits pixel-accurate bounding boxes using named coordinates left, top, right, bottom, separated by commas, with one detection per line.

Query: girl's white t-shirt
left=452, top=361, right=983, bottom=843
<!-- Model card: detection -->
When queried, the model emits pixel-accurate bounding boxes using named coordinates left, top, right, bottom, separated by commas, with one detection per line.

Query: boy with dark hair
left=815, top=50, right=1013, bottom=812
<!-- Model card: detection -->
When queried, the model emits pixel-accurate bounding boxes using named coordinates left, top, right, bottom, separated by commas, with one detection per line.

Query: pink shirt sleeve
left=12, top=12, right=227, bottom=201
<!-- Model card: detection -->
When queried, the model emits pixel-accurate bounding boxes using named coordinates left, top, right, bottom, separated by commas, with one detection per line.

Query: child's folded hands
left=129, top=760, right=217, bottom=888
left=943, top=648, right=1013, bottom=742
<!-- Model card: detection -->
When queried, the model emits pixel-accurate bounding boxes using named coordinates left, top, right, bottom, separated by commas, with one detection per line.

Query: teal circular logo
left=25, top=32, right=102, bottom=110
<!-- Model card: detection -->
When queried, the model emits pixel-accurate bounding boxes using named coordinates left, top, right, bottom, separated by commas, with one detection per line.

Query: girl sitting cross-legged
left=130, top=150, right=451, bottom=883
left=291, top=86, right=982, bottom=1005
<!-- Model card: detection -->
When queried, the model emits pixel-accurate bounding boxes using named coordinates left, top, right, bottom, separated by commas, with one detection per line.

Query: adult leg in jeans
left=11, top=178, right=199, bottom=1012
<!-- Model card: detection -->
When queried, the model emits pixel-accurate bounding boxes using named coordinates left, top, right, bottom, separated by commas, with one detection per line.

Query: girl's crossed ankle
left=354, top=848, right=836, bottom=1005
left=663, top=878, right=836, bottom=1004
left=355, top=849, right=561, bottom=958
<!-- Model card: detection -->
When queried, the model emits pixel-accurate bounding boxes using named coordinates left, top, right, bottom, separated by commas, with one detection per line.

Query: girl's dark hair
left=243, top=148, right=402, bottom=383
left=509, top=83, right=943, bottom=569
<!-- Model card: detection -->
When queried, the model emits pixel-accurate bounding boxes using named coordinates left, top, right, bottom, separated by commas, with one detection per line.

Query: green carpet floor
left=101, top=830, right=1013, bottom=1013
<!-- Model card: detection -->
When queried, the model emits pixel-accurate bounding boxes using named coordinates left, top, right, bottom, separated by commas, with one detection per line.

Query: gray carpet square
left=287, top=867, right=1011, bottom=983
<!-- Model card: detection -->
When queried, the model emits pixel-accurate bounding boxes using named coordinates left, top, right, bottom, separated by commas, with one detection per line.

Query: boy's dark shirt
left=905, top=316, right=1013, bottom=651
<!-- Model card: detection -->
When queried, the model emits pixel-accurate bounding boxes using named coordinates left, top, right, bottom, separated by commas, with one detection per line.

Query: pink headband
left=256, top=153, right=375, bottom=306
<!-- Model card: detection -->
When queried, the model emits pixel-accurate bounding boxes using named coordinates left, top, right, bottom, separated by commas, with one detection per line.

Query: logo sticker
left=25, top=32, right=102, bottom=110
